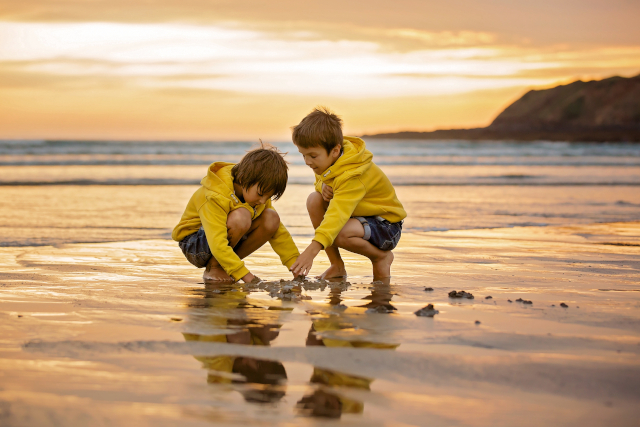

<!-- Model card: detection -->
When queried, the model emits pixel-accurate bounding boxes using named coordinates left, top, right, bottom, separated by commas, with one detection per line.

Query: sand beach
left=1, top=140, right=639, bottom=426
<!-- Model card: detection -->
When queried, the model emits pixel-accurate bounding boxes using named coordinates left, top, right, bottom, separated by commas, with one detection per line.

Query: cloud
left=2, top=0, right=640, bottom=45
left=3, top=22, right=639, bottom=100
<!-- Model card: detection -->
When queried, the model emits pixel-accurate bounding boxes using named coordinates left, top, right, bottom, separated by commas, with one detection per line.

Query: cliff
left=365, top=74, right=640, bottom=142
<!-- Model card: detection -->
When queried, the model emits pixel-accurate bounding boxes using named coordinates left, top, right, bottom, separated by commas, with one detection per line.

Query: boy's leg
left=203, top=208, right=253, bottom=282
left=234, top=208, right=281, bottom=260
left=306, top=192, right=347, bottom=279
left=333, top=219, right=394, bottom=280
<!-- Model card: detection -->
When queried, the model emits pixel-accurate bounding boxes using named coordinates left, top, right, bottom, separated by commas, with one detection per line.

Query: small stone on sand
left=508, top=299, right=513, bottom=303
left=485, top=296, right=492, bottom=299
left=170, top=317, right=182, bottom=322
left=424, top=287, right=434, bottom=291
left=414, top=304, right=439, bottom=317
left=475, top=320, right=481, bottom=325
left=560, top=303, right=568, bottom=308
left=448, top=290, right=474, bottom=299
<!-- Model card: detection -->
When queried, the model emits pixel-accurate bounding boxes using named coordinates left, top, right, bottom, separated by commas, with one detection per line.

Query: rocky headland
left=365, top=74, right=640, bottom=142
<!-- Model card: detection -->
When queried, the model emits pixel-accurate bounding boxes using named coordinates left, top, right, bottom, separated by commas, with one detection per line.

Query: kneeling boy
left=172, top=145, right=299, bottom=283
left=290, top=108, right=406, bottom=280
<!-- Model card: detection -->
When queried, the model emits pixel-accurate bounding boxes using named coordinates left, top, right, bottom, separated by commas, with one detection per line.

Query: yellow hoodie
left=313, top=137, right=407, bottom=249
left=172, top=163, right=299, bottom=280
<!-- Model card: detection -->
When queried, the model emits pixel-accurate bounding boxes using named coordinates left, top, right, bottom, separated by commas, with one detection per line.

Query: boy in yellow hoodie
left=172, top=145, right=299, bottom=283
left=290, top=108, right=406, bottom=280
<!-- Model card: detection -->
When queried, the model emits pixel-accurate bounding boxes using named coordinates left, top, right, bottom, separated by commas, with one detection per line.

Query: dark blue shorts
left=353, top=216, right=403, bottom=251
left=178, top=227, right=212, bottom=268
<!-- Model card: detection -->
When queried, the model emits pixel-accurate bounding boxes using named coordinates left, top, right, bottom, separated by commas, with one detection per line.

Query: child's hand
left=321, top=183, right=334, bottom=202
left=291, top=241, right=323, bottom=277
left=241, top=272, right=261, bottom=283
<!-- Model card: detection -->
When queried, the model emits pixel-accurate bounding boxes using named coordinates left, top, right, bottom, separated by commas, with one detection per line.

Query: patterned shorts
left=353, top=216, right=403, bottom=251
left=178, top=227, right=212, bottom=268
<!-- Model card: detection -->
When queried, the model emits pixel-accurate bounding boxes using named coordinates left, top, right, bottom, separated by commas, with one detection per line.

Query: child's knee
left=306, top=191, right=324, bottom=213
left=334, top=218, right=365, bottom=247
left=227, top=208, right=252, bottom=234
left=261, top=208, right=281, bottom=235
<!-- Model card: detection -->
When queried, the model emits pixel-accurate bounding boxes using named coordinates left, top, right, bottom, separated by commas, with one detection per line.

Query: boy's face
left=296, top=145, right=341, bottom=175
left=243, top=184, right=274, bottom=207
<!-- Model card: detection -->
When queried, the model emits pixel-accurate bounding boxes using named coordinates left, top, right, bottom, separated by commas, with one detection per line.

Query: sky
left=1, top=0, right=639, bottom=141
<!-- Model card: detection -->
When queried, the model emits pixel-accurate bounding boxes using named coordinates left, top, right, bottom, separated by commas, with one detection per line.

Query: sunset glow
left=1, top=1, right=639, bottom=140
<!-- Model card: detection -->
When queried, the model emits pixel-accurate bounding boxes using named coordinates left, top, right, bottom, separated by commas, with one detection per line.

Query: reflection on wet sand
left=298, top=281, right=399, bottom=418
left=183, top=280, right=400, bottom=419
left=182, top=283, right=287, bottom=404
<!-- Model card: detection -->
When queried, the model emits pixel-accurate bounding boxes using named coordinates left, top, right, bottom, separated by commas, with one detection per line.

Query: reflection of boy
left=290, top=107, right=407, bottom=280
left=182, top=285, right=287, bottom=403
left=172, top=145, right=299, bottom=283
left=299, top=316, right=398, bottom=418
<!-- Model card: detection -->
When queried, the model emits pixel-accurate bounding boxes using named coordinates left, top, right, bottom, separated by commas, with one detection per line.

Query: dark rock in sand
left=414, top=304, right=439, bottom=317
left=424, top=287, right=434, bottom=291
left=448, top=290, right=474, bottom=299
left=508, top=299, right=513, bottom=303
left=485, top=296, right=492, bottom=299
left=560, top=303, right=569, bottom=308
left=170, top=317, right=183, bottom=322
left=475, top=320, right=481, bottom=325
left=523, top=300, right=532, bottom=305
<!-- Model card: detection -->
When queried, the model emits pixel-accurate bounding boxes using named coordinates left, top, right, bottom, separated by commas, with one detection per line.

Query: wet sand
left=1, top=218, right=639, bottom=426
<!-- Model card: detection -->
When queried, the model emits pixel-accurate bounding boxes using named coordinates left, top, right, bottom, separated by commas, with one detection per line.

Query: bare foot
left=317, top=264, right=347, bottom=280
left=372, top=251, right=394, bottom=280
left=203, top=258, right=234, bottom=282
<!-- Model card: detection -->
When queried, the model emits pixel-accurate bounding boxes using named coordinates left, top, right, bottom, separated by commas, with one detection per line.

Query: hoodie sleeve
left=313, top=177, right=367, bottom=249
left=199, top=196, right=250, bottom=281
left=265, top=201, right=300, bottom=269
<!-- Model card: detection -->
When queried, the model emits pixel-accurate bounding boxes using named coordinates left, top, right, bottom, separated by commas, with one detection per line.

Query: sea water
left=1, top=139, right=639, bottom=246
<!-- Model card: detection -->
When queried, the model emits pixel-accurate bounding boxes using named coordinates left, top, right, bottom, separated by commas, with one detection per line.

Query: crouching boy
left=290, top=108, right=406, bottom=280
left=172, top=145, right=299, bottom=283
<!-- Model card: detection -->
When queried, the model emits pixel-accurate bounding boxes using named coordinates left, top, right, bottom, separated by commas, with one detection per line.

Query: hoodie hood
left=319, top=136, right=373, bottom=182
left=200, top=162, right=243, bottom=203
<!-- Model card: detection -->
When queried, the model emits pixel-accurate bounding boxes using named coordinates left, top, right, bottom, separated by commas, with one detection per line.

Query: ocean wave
left=2, top=139, right=640, bottom=162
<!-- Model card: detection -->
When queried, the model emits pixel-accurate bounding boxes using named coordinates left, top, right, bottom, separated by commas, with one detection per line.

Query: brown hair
left=231, top=143, right=288, bottom=200
left=291, top=106, right=343, bottom=154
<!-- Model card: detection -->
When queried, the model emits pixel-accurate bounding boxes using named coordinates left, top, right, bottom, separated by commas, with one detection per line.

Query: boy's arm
left=199, top=197, right=250, bottom=281
left=265, top=202, right=300, bottom=271
left=291, top=179, right=366, bottom=276
left=313, top=178, right=367, bottom=249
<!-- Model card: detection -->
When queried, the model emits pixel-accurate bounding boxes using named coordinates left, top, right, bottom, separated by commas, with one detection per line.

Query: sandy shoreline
left=1, top=220, right=639, bottom=426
